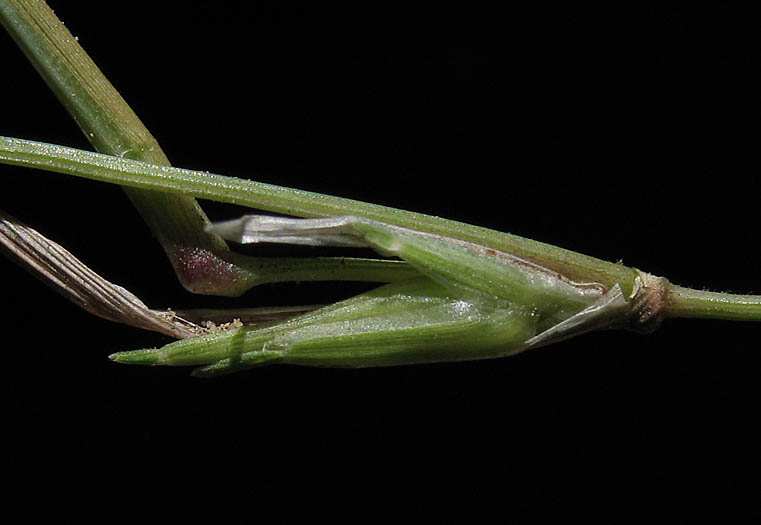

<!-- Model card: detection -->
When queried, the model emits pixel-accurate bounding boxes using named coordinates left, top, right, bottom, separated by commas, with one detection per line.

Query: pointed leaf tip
left=109, top=349, right=161, bottom=365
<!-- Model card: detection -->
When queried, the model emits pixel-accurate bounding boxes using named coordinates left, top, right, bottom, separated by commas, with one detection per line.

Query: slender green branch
left=0, top=135, right=638, bottom=293
left=0, top=0, right=408, bottom=295
left=0, top=0, right=207, bottom=256
left=0, top=0, right=166, bottom=162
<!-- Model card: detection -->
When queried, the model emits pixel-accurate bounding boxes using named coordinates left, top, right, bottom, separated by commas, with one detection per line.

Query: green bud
left=112, top=278, right=538, bottom=373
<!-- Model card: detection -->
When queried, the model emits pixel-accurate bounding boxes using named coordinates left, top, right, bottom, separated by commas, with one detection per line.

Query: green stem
left=0, top=0, right=408, bottom=295
left=0, top=0, right=166, bottom=163
left=0, top=135, right=639, bottom=294
left=664, top=285, right=761, bottom=322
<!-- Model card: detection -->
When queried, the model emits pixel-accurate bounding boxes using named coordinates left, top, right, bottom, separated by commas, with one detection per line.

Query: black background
left=4, top=2, right=760, bottom=522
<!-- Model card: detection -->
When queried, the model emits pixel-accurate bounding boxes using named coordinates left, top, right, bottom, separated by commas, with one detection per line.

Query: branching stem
left=0, top=0, right=409, bottom=295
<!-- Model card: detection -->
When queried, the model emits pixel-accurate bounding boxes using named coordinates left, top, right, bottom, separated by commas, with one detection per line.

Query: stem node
left=629, top=271, right=669, bottom=333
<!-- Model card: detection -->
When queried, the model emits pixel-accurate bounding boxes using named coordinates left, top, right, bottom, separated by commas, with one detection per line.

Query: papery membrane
left=208, top=215, right=606, bottom=319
